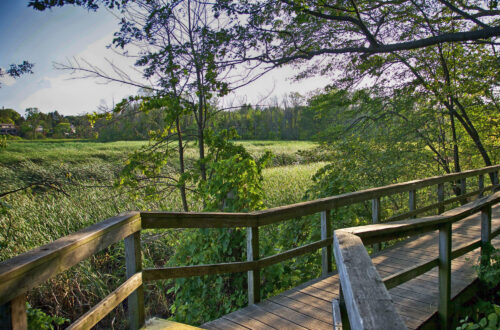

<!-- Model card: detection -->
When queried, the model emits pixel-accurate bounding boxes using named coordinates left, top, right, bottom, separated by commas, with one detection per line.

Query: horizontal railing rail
left=141, top=165, right=500, bottom=228
left=0, top=165, right=498, bottom=329
left=333, top=191, right=500, bottom=330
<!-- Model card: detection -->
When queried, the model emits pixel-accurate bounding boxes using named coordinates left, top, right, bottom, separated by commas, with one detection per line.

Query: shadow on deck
left=201, top=205, right=500, bottom=330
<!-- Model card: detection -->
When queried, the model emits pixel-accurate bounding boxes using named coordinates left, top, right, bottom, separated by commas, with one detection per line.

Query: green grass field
left=0, top=139, right=328, bottom=328
left=1, top=139, right=322, bottom=257
left=0, top=139, right=317, bottom=165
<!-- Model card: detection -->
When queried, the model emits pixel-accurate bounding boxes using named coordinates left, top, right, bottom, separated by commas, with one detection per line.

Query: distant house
left=70, top=124, right=76, bottom=134
left=0, top=123, right=18, bottom=135
left=35, top=125, right=44, bottom=133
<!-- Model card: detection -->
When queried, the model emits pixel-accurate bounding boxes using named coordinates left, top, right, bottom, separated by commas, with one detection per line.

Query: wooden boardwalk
left=202, top=204, right=500, bottom=330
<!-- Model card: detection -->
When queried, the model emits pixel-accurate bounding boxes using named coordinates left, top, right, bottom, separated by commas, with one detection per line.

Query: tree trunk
left=176, top=117, right=188, bottom=212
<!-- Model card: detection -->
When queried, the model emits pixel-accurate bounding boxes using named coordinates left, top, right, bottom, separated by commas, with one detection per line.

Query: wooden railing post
left=321, top=210, right=333, bottom=276
left=478, top=175, right=484, bottom=198
left=460, top=178, right=467, bottom=204
left=438, top=223, right=452, bottom=329
left=371, top=198, right=381, bottom=252
left=481, top=205, right=492, bottom=267
left=124, top=232, right=145, bottom=330
left=247, top=226, right=260, bottom=304
left=409, top=190, right=416, bottom=218
left=337, top=284, right=350, bottom=330
left=494, top=172, right=499, bottom=192
left=0, top=295, right=27, bottom=330
left=437, top=183, right=445, bottom=214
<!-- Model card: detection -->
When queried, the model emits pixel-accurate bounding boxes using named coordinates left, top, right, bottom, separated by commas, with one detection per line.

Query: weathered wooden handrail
left=334, top=230, right=407, bottom=329
left=333, top=191, right=500, bottom=329
left=0, top=212, right=143, bottom=329
left=141, top=164, right=500, bottom=228
left=0, top=165, right=498, bottom=329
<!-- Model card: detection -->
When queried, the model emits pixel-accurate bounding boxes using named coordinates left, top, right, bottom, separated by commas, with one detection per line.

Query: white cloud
left=19, top=75, right=139, bottom=115
left=18, top=30, right=331, bottom=115
left=0, top=69, right=16, bottom=87
left=223, top=65, right=332, bottom=109
left=19, top=34, right=145, bottom=115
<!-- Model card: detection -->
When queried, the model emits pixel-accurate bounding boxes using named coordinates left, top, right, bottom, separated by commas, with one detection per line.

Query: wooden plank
left=478, top=175, right=484, bottom=198
left=366, top=186, right=492, bottom=223
left=258, top=238, right=331, bottom=269
left=321, top=210, right=333, bottom=276
left=461, top=178, right=467, bottom=202
left=143, top=237, right=331, bottom=281
left=268, top=295, right=333, bottom=324
left=0, top=295, right=27, bottom=330
left=409, top=190, right=416, bottom=218
left=125, top=232, right=145, bottom=329
left=372, top=198, right=381, bottom=252
left=141, top=212, right=254, bottom=229
left=438, top=183, right=445, bottom=214
left=332, top=299, right=342, bottom=330
left=11, top=296, right=27, bottom=330
left=293, top=284, right=336, bottom=303
left=222, top=312, right=270, bottom=330
left=247, top=226, right=260, bottom=304
left=389, top=286, right=437, bottom=307
left=309, top=278, right=340, bottom=294
left=383, top=258, right=439, bottom=289
left=333, top=230, right=406, bottom=329
left=67, top=272, right=143, bottom=330
left=253, top=165, right=500, bottom=225
left=203, top=317, right=249, bottom=330
left=203, top=207, right=498, bottom=330
left=145, top=318, right=203, bottom=330
left=242, top=304, right=307, bottom=329
left=257, top=300, right=331, bottom=329
left=451, top=240, right=481, bottom=260
left=282, top=290, right=332, bottom=313
left=142, top=166, right=499, bottom=230
left=379, top=248, right=477, bottom=279
left=438, top=223, right=451, bottom=329
left=389, top=291, right=436, bottom=314
left=338, top=283, right=351, bottom=330
left=346, top=191, right=500, bottom=245
left=0, top=212, right=141, bottom=305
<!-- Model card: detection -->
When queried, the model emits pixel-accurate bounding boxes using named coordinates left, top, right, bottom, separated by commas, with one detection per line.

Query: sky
left=0, top=1, right=330, bottom=116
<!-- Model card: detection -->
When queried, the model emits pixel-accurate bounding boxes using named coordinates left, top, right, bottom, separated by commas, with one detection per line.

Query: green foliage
left=27, top=303, right=68, bottom=330
left=198, top=129, right=272, bottom=212
left=0, top=135, right=7, bottom=150
left=168, top=129, right=272, bottom=324
left=476, top=244, right=500, bottom=288
left=0, top=108, right=22, bottom=124
left=457, top=246, right=500, bottom=329
left=457, top=304, right=500, bottom=330
left=167, top=228, right=248, bottom=324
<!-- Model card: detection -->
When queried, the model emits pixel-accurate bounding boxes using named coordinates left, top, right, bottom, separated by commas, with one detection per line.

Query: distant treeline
left=214, top=105, right=322, bottom=140
left=95, top=98, right=328, bottom=142
left=2, top=102, right=329, bottom=141
left=0, top=107, right=93, bottom=139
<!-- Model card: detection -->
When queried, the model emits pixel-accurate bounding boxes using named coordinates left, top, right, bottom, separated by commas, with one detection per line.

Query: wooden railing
left=0, top=165, right=499, bottom=329
left=333, top=191, right=500, bottom=330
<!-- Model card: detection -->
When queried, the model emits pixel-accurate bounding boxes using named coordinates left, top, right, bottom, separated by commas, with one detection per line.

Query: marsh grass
left=0, top=139, right=325, bottom=328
